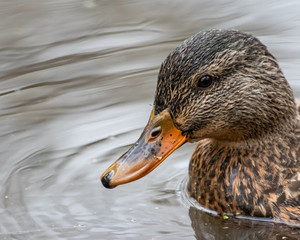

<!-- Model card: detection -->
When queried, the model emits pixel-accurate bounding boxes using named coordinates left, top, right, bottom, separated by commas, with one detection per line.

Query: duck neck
left=187, top=117, right=299, bottom=217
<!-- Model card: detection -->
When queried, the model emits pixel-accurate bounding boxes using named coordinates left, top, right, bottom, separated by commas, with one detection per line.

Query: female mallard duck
left=101, top=30, right=300, bottom=226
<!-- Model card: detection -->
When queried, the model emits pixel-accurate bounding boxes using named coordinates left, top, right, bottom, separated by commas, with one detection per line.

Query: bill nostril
left=150, top=126, right=162, bottom=138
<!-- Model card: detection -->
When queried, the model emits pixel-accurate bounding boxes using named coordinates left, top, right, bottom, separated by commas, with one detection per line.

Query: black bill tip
left=101, top=170, right=116, bottom=189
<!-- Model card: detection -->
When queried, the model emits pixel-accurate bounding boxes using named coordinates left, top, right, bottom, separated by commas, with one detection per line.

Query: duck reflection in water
left=189, top=207, right=300, bottom=239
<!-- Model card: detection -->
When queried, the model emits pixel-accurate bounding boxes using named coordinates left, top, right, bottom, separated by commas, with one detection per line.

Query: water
left=0, top=0, right=300, bottom=239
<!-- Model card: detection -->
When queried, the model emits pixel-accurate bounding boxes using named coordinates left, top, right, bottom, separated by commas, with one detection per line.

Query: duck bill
left=101, top=108, right=188, bottom=188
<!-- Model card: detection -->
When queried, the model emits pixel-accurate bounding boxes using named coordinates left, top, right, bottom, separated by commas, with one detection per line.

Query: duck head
left=101, top=29, right=296, bottom=188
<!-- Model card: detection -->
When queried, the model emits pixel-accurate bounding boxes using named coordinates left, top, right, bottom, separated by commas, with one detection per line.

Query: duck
left=101, top=29, right=300, bottom=226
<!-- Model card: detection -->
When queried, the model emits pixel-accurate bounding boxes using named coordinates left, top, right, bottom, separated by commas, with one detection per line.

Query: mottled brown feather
left=154, top=30, right=300, bottom=226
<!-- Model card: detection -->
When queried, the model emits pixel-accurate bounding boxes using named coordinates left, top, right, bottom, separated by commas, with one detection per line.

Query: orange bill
left=101, top=108, right=188, bottom=188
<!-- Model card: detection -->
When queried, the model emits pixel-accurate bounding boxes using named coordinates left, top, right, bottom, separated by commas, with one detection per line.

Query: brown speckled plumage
left=154, top=30, right=300, bottom=225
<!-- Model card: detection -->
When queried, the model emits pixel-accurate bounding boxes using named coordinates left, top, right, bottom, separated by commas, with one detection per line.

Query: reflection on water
left=190, top=207, right=300, bottom=240
left=0, top=0, right=299, bottom=239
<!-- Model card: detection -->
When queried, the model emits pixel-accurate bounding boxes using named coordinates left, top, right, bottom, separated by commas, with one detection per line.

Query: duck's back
left=282, top=102, right=300, bottom=225
left=262, top=101, right=300, bottom=225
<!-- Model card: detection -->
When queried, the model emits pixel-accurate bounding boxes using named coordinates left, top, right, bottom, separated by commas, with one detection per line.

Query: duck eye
left=197, top=75, right=213, bottom=88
